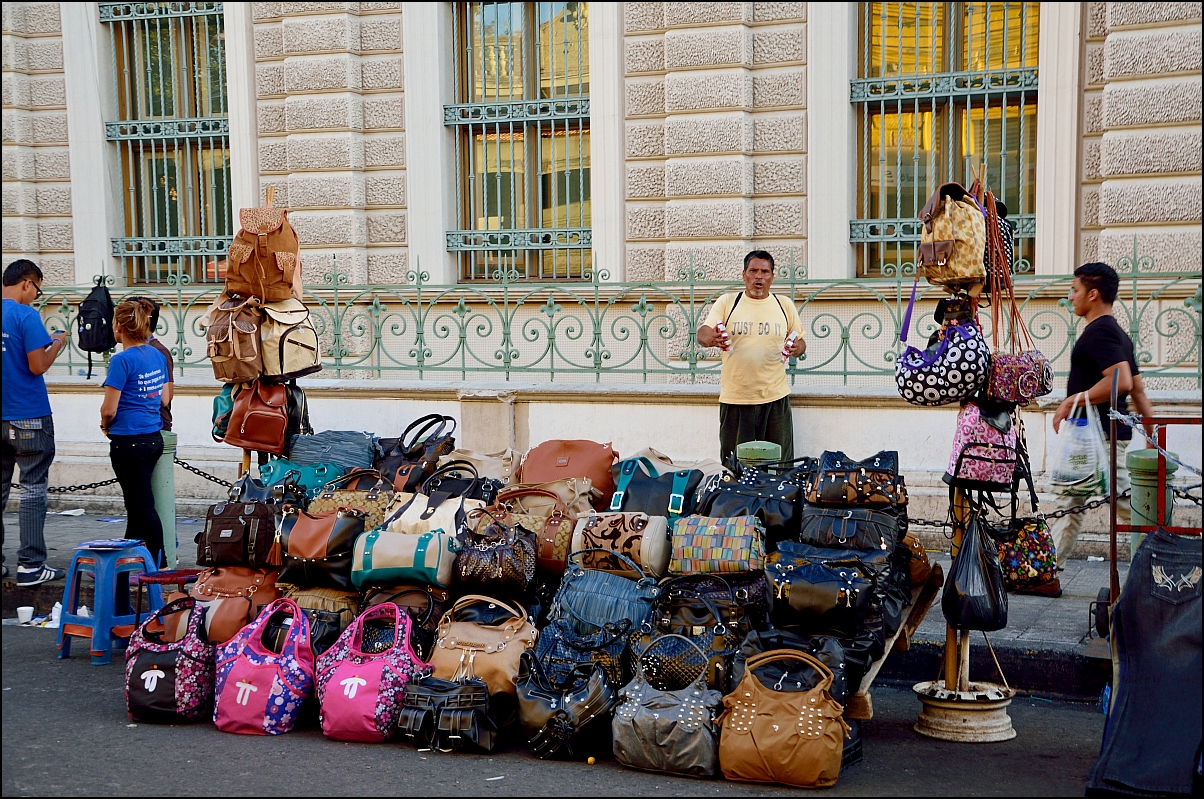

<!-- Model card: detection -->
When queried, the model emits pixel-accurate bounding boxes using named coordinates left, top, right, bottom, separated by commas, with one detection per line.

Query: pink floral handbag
left=125, top=596, right=216, bottom=723
left=944, top=401, right=1018, bottom=491
left=315, top=602, right=429, bottom=742
left=214, top=598, right=315, bottom=735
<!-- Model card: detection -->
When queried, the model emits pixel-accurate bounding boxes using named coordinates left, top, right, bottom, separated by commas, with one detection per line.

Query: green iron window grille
left=852, top=2, right=1038, bottom=277
left=448, top=2, right=591, bottom=282
left=101, top=1, right=231, bottom=286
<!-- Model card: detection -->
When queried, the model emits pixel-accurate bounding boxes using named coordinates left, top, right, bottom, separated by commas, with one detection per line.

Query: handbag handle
left=649, top=589, right=726, bottom=632
left=568, top=548, right=650, bottom=583
left=141, top=595, right=206, bottom=643
left=420, top=460, right=480, bottom=494
left=349, top=600, right=410, bottom=658
left=443, top=594, right=528, bottom=625
left=322, top=468, right=387, bottom=492
left=741, top=648, right=835, bottom=694
left=636, top=633, right=714, bottom=688
left=360, top=586, right=436, bottom=625
left=250, top=597, right=309, bottom=655
left=899, top=279, right=919, bottom=345
left=658, top=573, right=737, bottom=605
left=399, top=413, right=457, bottom=456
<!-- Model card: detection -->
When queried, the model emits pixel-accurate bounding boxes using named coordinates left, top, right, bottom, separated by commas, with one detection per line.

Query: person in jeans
left=1049, top=262, right=1156, bottom=591
left=697, top=250, right=807, bottom=465
left=100, top=298, right=169, bottom=566
left=2, top=260, right=68, bottom=585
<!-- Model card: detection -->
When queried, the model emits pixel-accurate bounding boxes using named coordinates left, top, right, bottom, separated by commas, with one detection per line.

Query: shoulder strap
left=723, top=291, right=744, bottom=327
left=774, top=294, right=790, bottom=326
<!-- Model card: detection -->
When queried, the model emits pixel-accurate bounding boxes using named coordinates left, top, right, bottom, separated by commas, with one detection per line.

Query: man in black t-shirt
left=1049, top=263, right=1155, bottom=575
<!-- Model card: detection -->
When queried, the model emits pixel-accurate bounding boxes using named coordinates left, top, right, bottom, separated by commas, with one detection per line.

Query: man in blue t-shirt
left=2, top=260, right=68, bottom=585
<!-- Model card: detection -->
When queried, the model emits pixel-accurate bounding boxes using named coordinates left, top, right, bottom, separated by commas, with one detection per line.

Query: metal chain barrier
left=46, top=458, right=232, bottom=493
left=173, top=457, right=233, bottom=489
left=47, top=478, right=119, bottom=494
left=1173, top=483, right=1202, bottom=507
left=909, top=490, right=1134, bottom=532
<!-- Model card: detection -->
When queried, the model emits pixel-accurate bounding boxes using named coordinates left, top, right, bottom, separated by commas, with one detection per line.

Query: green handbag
left=211, top=384, right=236, bottom=442
left=260, top=457, right=344, bottom=499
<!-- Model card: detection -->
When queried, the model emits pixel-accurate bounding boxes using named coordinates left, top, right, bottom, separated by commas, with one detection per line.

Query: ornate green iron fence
left=35, top=241, right=1201, bottom=389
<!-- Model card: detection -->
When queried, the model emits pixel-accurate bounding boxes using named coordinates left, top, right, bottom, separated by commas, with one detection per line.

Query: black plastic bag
left=941, top=513, right=1008, bottom=631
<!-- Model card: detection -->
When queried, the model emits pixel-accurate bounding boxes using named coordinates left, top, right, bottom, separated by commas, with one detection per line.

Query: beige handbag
left=918, top=182, right=986, bottom=288
left=439, top=448, right=520, bottom=485
left=499, top=478, right=595, bottom=519
left=571, top=512, right=671, bottom=578
left=259, top=297, right=321, bottom=382
left=381, top=490, right=485, bottom=537
left=350, top=526, right=461, bottom=590
left=307, top=468, right=394, bottom=531
left=719, top=649, right=851, bottom=788
left=631, top=447, right=728, bottom=479
left=429, top=595, right=538, bottom=698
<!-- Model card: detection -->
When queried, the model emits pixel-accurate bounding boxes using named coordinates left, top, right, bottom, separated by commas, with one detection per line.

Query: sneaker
left=2, top=563, right=7, bottom=579
left=1014, top=578, right=1063, bottom=598
left=16, top=565, right=66, bottom=587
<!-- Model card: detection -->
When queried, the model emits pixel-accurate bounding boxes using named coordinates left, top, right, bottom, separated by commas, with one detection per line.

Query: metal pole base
left=912, top=680, right=1016, bottom=743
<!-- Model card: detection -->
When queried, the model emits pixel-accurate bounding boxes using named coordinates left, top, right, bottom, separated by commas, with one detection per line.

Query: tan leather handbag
left=307, top=468, right=394, bottom=531
left=719, top=649, right=851, bottom=788
left=488, top=485, right=581, bottom=576
left=429, top=595, right=538, bottom=699
left=165, top=566, right=280, bottom=644
left=382, top=490, right=485, bottom=537
left=631, top=447, right=728, bottom=479
left=919, top=182, right=986, bottom=288
left=902, top=530, right=932, bottom=586
left=518, top=440, right=619, bottom=509
left=439, top=447, right=520, bottom=485
left=571, top=512, right=671, bottom=578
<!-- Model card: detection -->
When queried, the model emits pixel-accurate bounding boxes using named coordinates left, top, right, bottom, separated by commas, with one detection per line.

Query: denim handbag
left=550, top=549, right=659, bottom=636
left=260, top=458, right=344, bottom=500
left=288, top=430, right=380, bottom=471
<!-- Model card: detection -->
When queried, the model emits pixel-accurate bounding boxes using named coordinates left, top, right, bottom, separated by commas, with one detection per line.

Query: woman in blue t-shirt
left=99, top=298, right=169, bottom=564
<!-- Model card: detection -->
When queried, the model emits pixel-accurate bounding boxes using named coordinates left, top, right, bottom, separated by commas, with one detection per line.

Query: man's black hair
left=1074, top=262, right=1119, bottom=304
left=3, top=259, right=42, bottom=287
left=743, top=250, right=775, bottom=270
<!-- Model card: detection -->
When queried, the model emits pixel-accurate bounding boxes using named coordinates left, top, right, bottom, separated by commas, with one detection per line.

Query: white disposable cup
left=16, top=606, right=34, bottom=624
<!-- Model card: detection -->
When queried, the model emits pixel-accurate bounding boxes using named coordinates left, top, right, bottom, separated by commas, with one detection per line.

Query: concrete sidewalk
left=3, top=511, right=1122, bottom=698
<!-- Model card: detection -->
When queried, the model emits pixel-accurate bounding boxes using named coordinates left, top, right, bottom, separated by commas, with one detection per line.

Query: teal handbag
left=260, top=458, right=344, bottom=499
left=211, top=384, right=235, bottom=442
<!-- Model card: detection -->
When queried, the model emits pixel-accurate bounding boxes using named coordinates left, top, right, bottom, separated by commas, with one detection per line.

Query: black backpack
left=77, top=277, right=116, bottom=378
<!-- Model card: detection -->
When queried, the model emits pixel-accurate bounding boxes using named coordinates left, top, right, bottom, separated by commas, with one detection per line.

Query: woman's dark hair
left=1074, top=262, right=1119, bottom=304
left=743, top=250, right=775, bottom=270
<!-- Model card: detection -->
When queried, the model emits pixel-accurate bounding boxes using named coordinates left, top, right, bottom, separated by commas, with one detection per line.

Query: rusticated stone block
left=753, top=198, right=804, bottom=235
left=298, top=249, right=369, bottom=285
left=366, top=210, right=406, bottom=243
left=362, top=3, right=404, bottom=11
left=367, top=250, right=410, bottom=284
left=753, top=69, right=804, bottom=107
left=259, top=178, right=288, bottom=207
left=1099, top=177, right=1201, bottom=225
left=25, top=39, right=62, bottom=71
left=665, top=71, right=752, bottom=111
left=752, top=243, right=806, bottom=274
left=364, top=134, right=404, bottom=167
left=1, top=217, right=38, bottom=251
left=625, top=3, right=664, bottom=32
left=286, top=132, right=365, bottom=171
left=1086, top=2, right=1108, bottom=38
left=287, top=174, right=364, bottom=208
left=33, top=147, right=68, bottom=180
left=3, top=110, right=33, bottom=146
left=289, top=210, right=368, bottom=246
left=666, top=243, right=750, bottom=281
left=366, top=173, right=405, bottom=205
left=28, top=75, right=64, bottom=108
left=666, top=199, right=753, bottom=238
left=625, top=121, right=664, bottom=158
left=2, top=183, right=34, bottom=215
left=626, top=37, right=664, bottom=74
left=285, top=94, right=364, bottom=131
left=1080, top=231, right=1100, bottom=263
left=255, top=25, right=283, bottom=59
left=20, top=4, right=61, bottom=35
left=625, top=245, right=665, bottom=281
left=362, top=57, right=403, bottom=89
left=753, top=27, right=804, bottom=64
left=754, top=3, right=805, bottom=23
left=664, top=27, right=751, bottom=70
left=252, top=3, right=283, bottom=20
left=1084, top=92, right=1104, bottom=134
left=2, top=148, right=35, bottom=180
left=256, top=63, right=285, bottom=97
left=627, top=204, right=666, bottom=239
left=1103, top=76, right=1202, bottom=128
left=664, top=3, right=750, bottom=27
left=665, top=113, right=753, bottom=155
left=1101, top=129, right=1202, bottom=176
left=665, top=157, right=752, bottom=196
left=360, top=18, right=401, bottom=51
left=282, top=16, right=361, bottom=54
left=37, top=219, right=72, bottom=251
left=1085, top=42, right=1105, bottom=86
left=363, top=96, right=404, bottom=129
left=1099, top=227, right=1201, bottom=273
left=1107, top=2, right=1201, bottom=29
left=4, top=38, right=29, bottom=72
left=38, top=255, right=73, bottom=287
left=35, top=184, right=70, bottom=215
left=286, top=2, right=361, bottom=13
left=1082, top=185, right=1101, bottom=227
left=753, top=156, right=805, bottom=194
left=753, top=112, right=805, bottom=152
left=258, top=101, right=286, bottom=134
left=1083, top=139, right=1102, bottom=181
left=285, top=55, right=362, bottom=92
left=3, top=73, right=30, bottom=108
left=627, top=164, right=666, bottom=198
left=32, top=113, right=66, bottom=144
left=1105, top=27, right=1202, bottom=80
left=626, top=78, right=665, bottom=116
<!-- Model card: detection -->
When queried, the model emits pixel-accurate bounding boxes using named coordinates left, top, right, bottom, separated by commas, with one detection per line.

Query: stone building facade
left=2, top=1, right=1201, bottom=286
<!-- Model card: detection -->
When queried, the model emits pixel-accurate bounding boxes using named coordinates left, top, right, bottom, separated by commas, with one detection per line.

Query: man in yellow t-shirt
left=698, top=251, right=806, bottom=465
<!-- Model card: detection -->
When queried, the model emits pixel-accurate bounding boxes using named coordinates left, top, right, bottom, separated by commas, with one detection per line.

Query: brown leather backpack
left=226, top=204, right=301, bottom=303
left=223, top=379, right=290, bottom=455
left=207, top=293, right=263, bottom=383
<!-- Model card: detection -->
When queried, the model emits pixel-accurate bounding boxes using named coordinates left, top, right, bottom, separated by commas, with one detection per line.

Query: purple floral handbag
left=315, top=602, right=429, bottom=742
left=997, top=518, right=1057, bottom=589
left=125, top=596, right=216, bottom=723
left=214, top=598, right=315, bottom=735
left=944, top=400, right=1018, bottom=491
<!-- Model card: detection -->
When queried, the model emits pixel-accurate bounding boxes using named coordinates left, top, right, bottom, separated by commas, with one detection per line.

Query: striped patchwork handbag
left=668, top=515, right=765, bottom=575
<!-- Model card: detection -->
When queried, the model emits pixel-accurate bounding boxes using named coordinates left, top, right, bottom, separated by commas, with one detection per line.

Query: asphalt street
left=2, top=626, right=1105, bottom=797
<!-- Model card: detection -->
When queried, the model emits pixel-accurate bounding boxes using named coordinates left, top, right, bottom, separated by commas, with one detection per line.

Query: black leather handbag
left=657, top=573, right=769, bottom=638
left=422, top=460, right=503, bottom=504
left=774, top=540, right=896, bottom=638
left=196, top=501, right=277, bottom=569
left=766, top=547, right=876, bottom=638
left=608, top=457, right=703, bottom=517
left=376, top=414, right=457, bottom=492
left=804, top=450, right=908, bottom=507
left=398, top=676, right=497, bottom=752
left=276, top=506, right=366, bottom=590
left=798, top=504, right=902, bottom=552
left=697, top=471, right=801, bottom=550
left=731, top=630, right=850, bottom=705
left=359, top=584, right=451, bottom=660
left=229, top=471, right=307, bottom=509
left=629, top=589, right=738, bottom=692
left=517, top=651, right=616, bottom=760
left=534, top=618, right=632, bottom=690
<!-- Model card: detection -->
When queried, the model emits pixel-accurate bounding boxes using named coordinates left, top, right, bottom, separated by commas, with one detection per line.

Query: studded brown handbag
left=718, top=649, right=851, bottom=788
left=428, top=595, right=538, bottom=699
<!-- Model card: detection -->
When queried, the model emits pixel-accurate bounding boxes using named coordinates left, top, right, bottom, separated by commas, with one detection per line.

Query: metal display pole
left=152, top=430, right=177, bottom=568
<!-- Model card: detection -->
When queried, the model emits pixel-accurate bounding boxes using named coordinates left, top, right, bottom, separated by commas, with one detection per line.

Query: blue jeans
left=1, top=416, right=56, bottom=567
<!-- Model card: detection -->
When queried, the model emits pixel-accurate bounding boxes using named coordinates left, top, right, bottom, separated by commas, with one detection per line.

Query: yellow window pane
left=958, top=100, right=1037, bottom=215
left=961, top=2, right=1040, bottom=71
left=866, top=2, right=946, bottom=77
left=539, top=126, right=590, bottom=229
left=538, top=2, right=589, bottom=98
left=866, top=110, right=941, bottom=219
left=469, top=2, right=526, bottom=102
left=471, top=129, right=527, bottom=230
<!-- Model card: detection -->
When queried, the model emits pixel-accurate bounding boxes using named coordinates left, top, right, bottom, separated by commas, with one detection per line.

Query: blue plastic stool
left=57, top=540, right=163, bottom=665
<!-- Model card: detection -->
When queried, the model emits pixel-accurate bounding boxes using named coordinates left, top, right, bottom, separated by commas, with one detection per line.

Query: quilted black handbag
left=517, top=651, right=617, bottom=760
left=696, top=471, right=801, bottom=550
left=629, top=589, right=738, bottom=692
left=549, top=549, right=660, bottom=636
left=798, top=504, right=902, bottom=552
left=534, top=618, right=633, bottom=690
left=766, top=548, right=876, bottom=638
left=731, top=630, right=850, bottom=705
left=608, top=457, right=703, bottom=517
left=453, top=517, right=538, bottom=597
left=376, top=414, right=457, bottom=491
left=398, top=676, right=498, bottom=752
